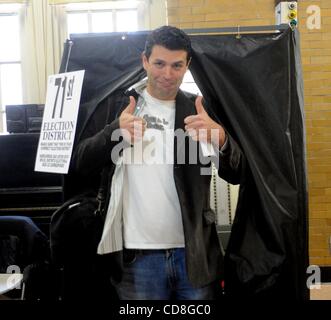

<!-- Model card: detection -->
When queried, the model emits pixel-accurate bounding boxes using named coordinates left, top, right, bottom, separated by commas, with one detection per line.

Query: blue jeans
left=112, top=248, right=217, bottom=300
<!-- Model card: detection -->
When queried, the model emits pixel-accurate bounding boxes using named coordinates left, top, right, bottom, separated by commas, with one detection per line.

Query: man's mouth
left=158, top=81, right=175, bottom=88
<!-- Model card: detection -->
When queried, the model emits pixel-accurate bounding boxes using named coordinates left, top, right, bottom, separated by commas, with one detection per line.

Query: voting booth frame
left=57, top=24, right=308, bottom=300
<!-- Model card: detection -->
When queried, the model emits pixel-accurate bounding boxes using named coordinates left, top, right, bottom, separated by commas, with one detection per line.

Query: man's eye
left=154, top=62, right=164, bottom=67
left=173, top=64, right=183, bottom=70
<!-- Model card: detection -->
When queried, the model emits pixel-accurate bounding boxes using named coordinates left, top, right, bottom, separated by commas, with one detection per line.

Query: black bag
left=50, top=193, right=103, bottom=266
left=50, top=192, right=110, bottom=300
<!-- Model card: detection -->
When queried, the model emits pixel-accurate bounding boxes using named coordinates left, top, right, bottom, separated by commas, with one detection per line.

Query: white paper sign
left=35, top=70, right=85, bottom=174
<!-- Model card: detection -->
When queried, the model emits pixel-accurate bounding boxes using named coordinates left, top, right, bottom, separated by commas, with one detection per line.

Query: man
left=72, top=26, right=242, bottom=300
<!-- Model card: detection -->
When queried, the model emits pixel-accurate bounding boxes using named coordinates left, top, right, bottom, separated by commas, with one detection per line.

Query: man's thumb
left=195, top=96, right=205, bottom=114
left=124, top=96, right=136, bottom=114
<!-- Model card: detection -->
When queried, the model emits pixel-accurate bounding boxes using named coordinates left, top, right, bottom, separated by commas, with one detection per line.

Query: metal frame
left=69, top=24, right=290, bottom=38
left=183, top=24, right=290, bottom=35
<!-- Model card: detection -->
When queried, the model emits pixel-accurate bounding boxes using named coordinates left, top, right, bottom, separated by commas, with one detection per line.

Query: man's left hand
left=184, top=96, right=226, bottom=148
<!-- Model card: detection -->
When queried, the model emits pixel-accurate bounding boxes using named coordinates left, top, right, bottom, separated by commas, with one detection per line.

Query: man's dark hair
left=144, top=25, right=192, bottom=64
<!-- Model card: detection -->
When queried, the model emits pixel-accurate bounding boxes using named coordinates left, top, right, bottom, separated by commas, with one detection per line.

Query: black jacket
left=71, top=89, right=243, bottom=287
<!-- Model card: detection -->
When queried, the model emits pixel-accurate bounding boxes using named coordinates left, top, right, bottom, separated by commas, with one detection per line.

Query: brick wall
left=300, top=0, right=331, bottom=266
left=166, top=0, right=331, bottom=266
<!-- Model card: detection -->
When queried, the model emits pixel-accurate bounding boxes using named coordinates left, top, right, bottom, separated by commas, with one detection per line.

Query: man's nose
left=163, top=66, right=172, bottom=78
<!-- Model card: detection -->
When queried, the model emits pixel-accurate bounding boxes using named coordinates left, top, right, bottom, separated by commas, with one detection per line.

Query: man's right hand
left=119, top=96, right=145, bottom=144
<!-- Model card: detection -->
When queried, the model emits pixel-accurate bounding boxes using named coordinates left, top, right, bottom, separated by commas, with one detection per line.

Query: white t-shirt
left=122, top=89, right=185, bottom=249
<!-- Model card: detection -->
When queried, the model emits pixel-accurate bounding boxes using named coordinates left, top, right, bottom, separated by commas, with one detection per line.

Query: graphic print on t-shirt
left=143, top=114, right=169, bottom=131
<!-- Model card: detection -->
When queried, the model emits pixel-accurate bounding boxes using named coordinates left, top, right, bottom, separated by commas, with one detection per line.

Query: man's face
left=142, top=45, right=189, bottom=100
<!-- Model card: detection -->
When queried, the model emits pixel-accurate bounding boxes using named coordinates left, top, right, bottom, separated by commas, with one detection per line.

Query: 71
left=52, top=76, right=75, bottom=119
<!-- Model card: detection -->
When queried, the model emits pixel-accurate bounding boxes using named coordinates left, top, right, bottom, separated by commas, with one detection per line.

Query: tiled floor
left=310, top=283, right=331, bottom=300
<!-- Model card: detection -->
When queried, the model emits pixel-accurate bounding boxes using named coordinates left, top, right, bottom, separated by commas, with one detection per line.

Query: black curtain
left=190, top=28, right=308, bottom=299
left=62, top=28, right=308, bottom=299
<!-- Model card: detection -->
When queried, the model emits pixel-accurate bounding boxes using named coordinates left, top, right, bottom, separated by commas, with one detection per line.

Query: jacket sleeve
left=71, top=94, right=128, bottom=177
left=216, top=133, right=244, bottom=185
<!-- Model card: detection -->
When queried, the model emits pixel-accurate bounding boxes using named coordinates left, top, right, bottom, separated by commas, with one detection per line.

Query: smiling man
left=72, top=26, right=243, bottom=300
left=142, top=44, right=188, bottom=100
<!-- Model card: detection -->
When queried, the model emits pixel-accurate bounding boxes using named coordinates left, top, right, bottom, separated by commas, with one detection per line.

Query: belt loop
left=165, top=249, right=172, bottom=259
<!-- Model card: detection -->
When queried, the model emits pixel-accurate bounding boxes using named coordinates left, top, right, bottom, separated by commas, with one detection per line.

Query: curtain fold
left=20, top=0, right=67, bottom=103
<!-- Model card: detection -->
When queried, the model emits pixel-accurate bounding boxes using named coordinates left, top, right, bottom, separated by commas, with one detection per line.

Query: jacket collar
left=175, top=89, right=196, bottom=131
left=174, top=90, right=196, bottom=165
left=127, top=77, right=148, bottom=95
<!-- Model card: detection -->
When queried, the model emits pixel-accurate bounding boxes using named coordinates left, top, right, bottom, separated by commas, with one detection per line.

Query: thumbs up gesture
left=194, top=96, right=206, bottom=115
left=184, top=96, right=226, bottom=148
left=119, top=96, right=146, bottom=144
left=123, top=96, right=136, bottom=115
